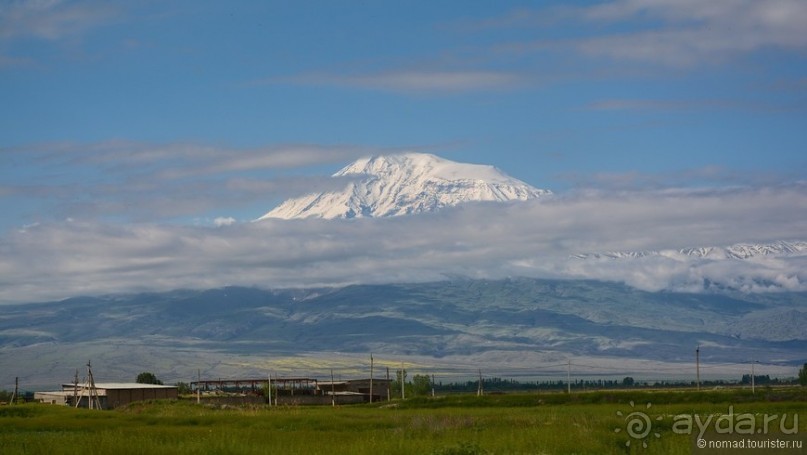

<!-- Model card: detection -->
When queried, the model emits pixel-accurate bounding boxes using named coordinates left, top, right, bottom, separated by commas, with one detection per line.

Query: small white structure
left=34, top=390, right=72, bottom=406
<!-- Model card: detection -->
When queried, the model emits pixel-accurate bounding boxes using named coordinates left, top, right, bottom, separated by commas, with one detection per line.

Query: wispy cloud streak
left=0, top=0, right=119, bottom=41
left=0, top=141, right=404, bottom=223
left=481, top=0, right=807, bottom=67
left=265, top=70, right=525, bottom=93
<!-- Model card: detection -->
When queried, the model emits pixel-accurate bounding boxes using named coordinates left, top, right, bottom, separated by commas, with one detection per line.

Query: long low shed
left=35, top=383, right=178, bottom=409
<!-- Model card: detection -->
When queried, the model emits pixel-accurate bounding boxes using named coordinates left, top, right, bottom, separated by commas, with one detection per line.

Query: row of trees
left=739, top=374, right=792, bottom=386
left=392, top=363, right=807, bottom=394
left=390, top=369, right=433, bottom=397
left=437, top=377, right=643, bottom=393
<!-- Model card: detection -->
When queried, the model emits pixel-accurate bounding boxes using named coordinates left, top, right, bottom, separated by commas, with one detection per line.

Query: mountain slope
left=2, top=279, right=805, bottom=387
left=258, top=153, right=550, bottom=220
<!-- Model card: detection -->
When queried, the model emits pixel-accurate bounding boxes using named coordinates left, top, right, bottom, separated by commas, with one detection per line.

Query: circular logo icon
left=615, top=401, right=663, bottom=448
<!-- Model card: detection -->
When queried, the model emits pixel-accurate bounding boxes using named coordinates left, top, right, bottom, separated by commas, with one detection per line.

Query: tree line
left=395, top=365, right=807, bottom=395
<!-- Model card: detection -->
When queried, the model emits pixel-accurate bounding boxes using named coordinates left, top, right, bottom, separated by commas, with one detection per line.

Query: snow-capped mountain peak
left=571, top=240, right=807, bottom=261
left=258, top=152, right=551, bottom=220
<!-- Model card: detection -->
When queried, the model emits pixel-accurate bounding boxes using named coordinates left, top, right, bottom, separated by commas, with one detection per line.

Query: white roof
left=62, top=382, right=177, bottom=390
left=36, top=391, right=74, bottom=396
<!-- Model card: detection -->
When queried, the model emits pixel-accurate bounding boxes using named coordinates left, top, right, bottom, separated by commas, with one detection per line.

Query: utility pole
left=477, top=369, right=483, bottom=396
left=567, top=360, right=571, bottom=395
left=751, top=361, right=755, bottom=395
left=369, top=354, right=374, bottom=404
left=73, top=370, right=79, bottom=406
left=400, top=362, right=405, bottom=400
left=386, top=367, right=390, bottom=402
left=431, top=374, right=435, bottom=398
left=12, top=377, right=18, bottom=405
left=330, top=369, right=335, bottom=407
left=267, top=373, right=272, bottom=407
left=696, top=345, right=701, bottom=391
left=197, top=369, right=201, bottom=404
left=85, top=360, right=101, bottom=410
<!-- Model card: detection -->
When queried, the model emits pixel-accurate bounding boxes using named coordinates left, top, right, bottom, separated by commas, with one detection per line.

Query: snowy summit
left=258, top=153, right=550, bottom=220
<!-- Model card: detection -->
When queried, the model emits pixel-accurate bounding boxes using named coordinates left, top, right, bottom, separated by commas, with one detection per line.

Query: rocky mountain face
left=258, top=153, right=550, bottom=220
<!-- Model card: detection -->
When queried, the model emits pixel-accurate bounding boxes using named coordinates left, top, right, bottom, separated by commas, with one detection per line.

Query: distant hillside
left=1, top=278, right=805, bottom=388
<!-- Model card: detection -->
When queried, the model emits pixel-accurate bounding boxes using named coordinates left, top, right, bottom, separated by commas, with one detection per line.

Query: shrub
left=136, top=372, right=163, bottom=385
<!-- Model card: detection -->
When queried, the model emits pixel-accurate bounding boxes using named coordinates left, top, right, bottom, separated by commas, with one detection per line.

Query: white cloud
left=484, top=0, right=807, bottom=67
left=557, top=167, right=802, bottom=190
left=1, top=184, right=805, bottom=304
left=269, top=70, right=525, bottom=93
left=255, top=0, right=807, bottom=97
left=13, top=140, right=374, bottom=177
left=213, top=217, right=236, bottom=227
left=0, top=0, right=119, bottom=41
left=559, top=254, right=807, bottom=293
left=0, top=0, right=122, bottom=67
left=580, top=0, right=807, bottom=66
left=0, top=141, right=403, bottom=222
left=343, top=70, right=524, bottom=92
left=581, top=98, right=805, bottom=113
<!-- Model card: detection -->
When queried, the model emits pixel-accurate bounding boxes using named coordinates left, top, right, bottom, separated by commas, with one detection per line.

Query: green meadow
left=1, top=389, right=805, bottom=454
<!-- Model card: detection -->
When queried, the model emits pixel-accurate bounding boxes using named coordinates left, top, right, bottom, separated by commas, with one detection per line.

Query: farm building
left=191, top=377, right=392, bottom=405
left=317, top=378, right=392, bottom=402
left=35, top=383, right=178, bottom=409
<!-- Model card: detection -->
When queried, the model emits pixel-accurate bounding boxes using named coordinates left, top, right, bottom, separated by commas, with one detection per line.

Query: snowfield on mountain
left=258, top=153, right=551, bottom=220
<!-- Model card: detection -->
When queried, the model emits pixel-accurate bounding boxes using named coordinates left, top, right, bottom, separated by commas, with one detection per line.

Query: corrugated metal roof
left=61, top=383, right=177, bottom=390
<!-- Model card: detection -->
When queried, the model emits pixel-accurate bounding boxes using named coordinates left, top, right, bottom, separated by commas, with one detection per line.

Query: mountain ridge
left=571, top=240, right=807, bottom=261
left=2, top=278, right=804, bottom=388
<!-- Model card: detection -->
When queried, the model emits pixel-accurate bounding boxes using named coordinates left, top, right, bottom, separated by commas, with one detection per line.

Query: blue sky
left=1, top=0, right=806, bottom=303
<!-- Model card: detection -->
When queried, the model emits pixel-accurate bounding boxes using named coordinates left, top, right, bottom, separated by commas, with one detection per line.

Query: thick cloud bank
left=1, top=185, right=805, bottom=304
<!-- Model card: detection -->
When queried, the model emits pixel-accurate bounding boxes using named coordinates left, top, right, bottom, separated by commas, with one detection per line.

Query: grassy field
left=1, top=389, right=805, bottom=454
